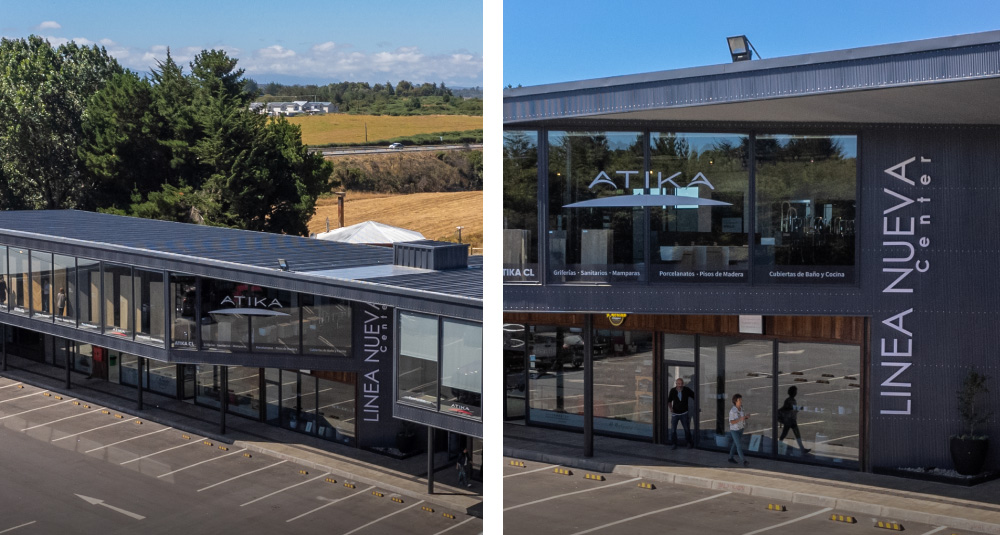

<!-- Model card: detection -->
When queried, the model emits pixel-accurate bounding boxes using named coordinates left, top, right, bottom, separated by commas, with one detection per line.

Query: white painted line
left=240, top=472, right=330, bottom=506
left=157, top=448, right=247, bottom=478
left=76, top=494, right=145, bottom=521
left=0, top=392, right=48, bottom=404
left=0, top=521, right=36, bottom=533
left=569, top=492, right=731, bottom=535
left=22, top=408, right=104, bottom=430
left=816, top=434, right=859, bottom=445
left=503, top=463, right=560, bottom=478
left=0, top=400, right=74, bottom=420
left=196, top=460, right=287, bottom=492
left=804, top=387, right=859, bottom=396
left=503, top=477, right=642, bottom=511
left=430, top=516, right=476, bottom=535
left=919, top=527, right=947, bottom=535
left=84, top=427, right=170, bottom=453
left=286, top=486, right=374, bottom=523
left=52, top=417, right=137, bottom=441
left=740, top=507, right=834, bottom=535
left=0, top=383, right=24, bottom=390
left=340, top=500, right=425, bottom=535
left=120, top=437, right=205, bottom=465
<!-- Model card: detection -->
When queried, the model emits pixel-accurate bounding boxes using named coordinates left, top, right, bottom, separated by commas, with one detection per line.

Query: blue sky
left=504, top=0, right=1000, bottom=87
left=1, top=0, right=483, bottom=86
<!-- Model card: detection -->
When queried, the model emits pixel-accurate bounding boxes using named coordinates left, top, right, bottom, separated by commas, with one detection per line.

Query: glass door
left=663, top=364, right=697, bottom=447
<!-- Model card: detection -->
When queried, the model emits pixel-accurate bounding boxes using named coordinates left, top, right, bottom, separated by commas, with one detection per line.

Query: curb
left=505, top=447, right=1000, bottom=535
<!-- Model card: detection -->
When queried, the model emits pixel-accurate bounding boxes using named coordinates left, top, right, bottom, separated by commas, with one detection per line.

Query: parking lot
left=0, top=376, right=481, bottom=534
left=503, top=456, right=986, bottom=535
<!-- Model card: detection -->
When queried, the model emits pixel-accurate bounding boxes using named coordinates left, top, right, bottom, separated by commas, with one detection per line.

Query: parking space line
left=0, top=392, right=48, bottom=404
left=919, top=527, right=947, bottom=535
left=503, top=463, right=559, bottom=478
left=569, top=491, right=731, bottom=535
left=52, top=417, right=137, bottom=441
left=157, top=448, right=248, bottom=478
left=286, top=486, right=374, bottom=523
left=196, top=460, right=288, bottom=492
left=740, top=507, right=833, bottom=535
left=84, top=427, right=170, bottom=453
left=0, top=383, right=24, bottom=390
left=340, top=500, right=424, bottom=535
left=0, top=521, right=36, bottom=533
left=430, top=516, right=475, bottom=535
left=240, top=472, right=330, bottom=507
left=120, top=438, right=205, bottom=465
left=503, top=477, right=642, bottom=511
left=22, top=409, right=104, bottom=431
left=0, top=400, right=74, bottom=420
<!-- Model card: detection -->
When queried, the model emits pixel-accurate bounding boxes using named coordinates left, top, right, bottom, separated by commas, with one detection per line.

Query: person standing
left=55, top=287, right=67, bottom=317
left=456, top=447, right=472, bottom=488
left=778, top=386, right=810, bottom=454
left=728, top=393, right=750, bottom=466
left=667, top=378, right=695, bottom=449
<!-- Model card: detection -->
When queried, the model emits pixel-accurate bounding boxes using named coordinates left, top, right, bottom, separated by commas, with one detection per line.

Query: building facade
left=503, top=31, right=1000, bottom=473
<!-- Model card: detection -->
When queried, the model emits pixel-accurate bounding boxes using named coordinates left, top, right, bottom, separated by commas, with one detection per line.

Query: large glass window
left=650, top=133, right=749, bottom=282
left=754, top=135, right=857, bottom=283
left=53, top=254, right=76, bottom=326
left=30, top=251, right=53, bottom=321
left=250, top=288, right=298, bottom=354
left=103, top=263, right=133, bottom=338
left=699, top=337, right=774, bottom=454
left=397, top=311, right=439, bottom=410
left=504, top=323, right=526, bottom=420
left=200, top=278, right=249, bottom=351
left=0, top=246, right=7, bottom=312
left=503, top=130, right=539, bottom=283
left=78, top=259, right=101, bottom=331
left=135, top=269, right=165, bottom=346
left=593, top=329, right=654, bottom=438
left=146, top=360, right=176, bottom=396
left=301, top=294, right=351, bottom=356
left=526, top=324, right=585, bottom=429
left=170, top=273, right=197, bottom=349
left=547, top=131, right=645, bottom=283
left=8, top=248, right=29, bottom=316
left=316, top=373, right=356, bottom=445
left=226, top=366, right=259, bottom=419
left=440, top=318, right=483, bottom=419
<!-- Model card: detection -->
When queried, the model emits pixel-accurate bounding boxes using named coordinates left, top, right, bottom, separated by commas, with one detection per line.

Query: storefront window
left=30, top=250, right=53, bottom=321
left=593, top=329, right=654, bottom=438
left=250, top=288, right=298, bottom=354
left=547, top=131, right=645, bottom=283
left=397, top=311, right=439, bottom=410
left=699, top=337, right=774, bottom=454
left=195, top=364, right=223, bottom=408
left=226, top=366, right=259, bottom=419
left=503, top=130, right=539, bottom=283
left=301, top=294, right=351, bottom=356
left=53, top=254, right=76, bottom=326
left=200, top=278, right=249, bottom=352
left=526, top=324, right=585, bottom=428
left=650, top=133, right=749, bottom=282
left=754, top=135, right=858, bottom=283
left=103, top=263, right=133, bottom=338
left=170, top=273, right=197, bottom=349
left=9, top=248, right=29, bottom=316
left=78, top=259, right=101, bottom=331
left=316, top=373, right=356, bottom=445
left=134, top=269, right=165, bottom=346
left=0, top=246, right=7, bottom=313
left=504, top=323, right=526, bottom=420
left=439, top=318, right=482, bottom=419
left=119, top=354, right=144, bottom=388
left=146, top=360, right=176, bottom=396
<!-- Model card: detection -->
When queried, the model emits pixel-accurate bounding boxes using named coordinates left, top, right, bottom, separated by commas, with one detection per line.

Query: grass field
left=288, top=114, right=483, bottom=146
left=310, top=191, right=483, bottom=252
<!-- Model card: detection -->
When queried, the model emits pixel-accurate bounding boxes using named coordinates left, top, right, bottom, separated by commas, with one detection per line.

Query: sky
left=0, top=0, right=483, bottom=87
left=504, top=0, right=1000, bottom=87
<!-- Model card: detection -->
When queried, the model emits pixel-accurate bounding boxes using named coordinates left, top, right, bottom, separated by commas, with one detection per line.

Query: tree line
left=0, top=36, right=331, bottom=236
left=255, top=80, right=483, bottom=115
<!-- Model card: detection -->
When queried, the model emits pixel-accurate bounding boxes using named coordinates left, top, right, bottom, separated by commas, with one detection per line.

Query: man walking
left=456, top=447, right=472, bottom=488
left=667, top=378, right=695, bottom=449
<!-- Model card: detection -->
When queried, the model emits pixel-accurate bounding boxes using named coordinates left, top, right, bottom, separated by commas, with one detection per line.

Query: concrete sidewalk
left=505, top=422, right=1000, bottom=534
left=0, top=359, right=482, bottom=516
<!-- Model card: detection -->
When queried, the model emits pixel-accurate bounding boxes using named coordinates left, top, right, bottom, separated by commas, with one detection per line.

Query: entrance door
left=663, top=364, right=697, bottom=446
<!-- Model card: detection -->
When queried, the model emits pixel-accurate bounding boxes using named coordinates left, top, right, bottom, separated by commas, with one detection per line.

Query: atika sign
left=589, top=170, right=716, bottom=191
left=209, top=295, right=287, bottom=316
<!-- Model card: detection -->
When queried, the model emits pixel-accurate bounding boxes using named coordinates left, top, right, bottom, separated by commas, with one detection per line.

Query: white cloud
left=257, top=45, right=295, bottom=59
left=311, top=41, right=336, bottom=53
left=36, top=21, right=61, bottom=30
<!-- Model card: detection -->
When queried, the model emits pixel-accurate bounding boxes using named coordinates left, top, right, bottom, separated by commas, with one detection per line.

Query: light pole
left=456, top=226, right=464, bottom=244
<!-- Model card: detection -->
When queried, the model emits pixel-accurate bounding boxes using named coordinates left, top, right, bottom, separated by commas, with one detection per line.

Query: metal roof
left=504, top=30, right=1000, bottom=125
left=0, top=210, right=481, bottom=313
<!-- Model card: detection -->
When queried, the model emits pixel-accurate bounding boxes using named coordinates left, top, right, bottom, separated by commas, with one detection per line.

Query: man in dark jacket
left=457, top=447, right=472, bottom=487
left=667, top=378, right=696, bottom=449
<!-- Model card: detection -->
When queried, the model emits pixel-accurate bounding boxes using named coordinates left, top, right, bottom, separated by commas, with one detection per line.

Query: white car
left=388, top=143, right=404, bottom=149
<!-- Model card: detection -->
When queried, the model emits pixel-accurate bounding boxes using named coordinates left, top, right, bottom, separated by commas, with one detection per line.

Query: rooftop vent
left=393, top=240, right=468, bottom=270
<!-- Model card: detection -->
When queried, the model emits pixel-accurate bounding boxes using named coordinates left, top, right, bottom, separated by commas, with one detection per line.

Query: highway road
left=313, top=144, right=482, bottom=157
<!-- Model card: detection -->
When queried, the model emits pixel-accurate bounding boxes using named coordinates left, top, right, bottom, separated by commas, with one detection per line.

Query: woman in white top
left=728, top=393, right=749, bottom=466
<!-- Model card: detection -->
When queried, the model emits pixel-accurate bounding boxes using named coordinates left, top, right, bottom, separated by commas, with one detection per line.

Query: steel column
left=584, top=314, right=594, bottom=458
left=426, top=426, right=435, bottom=494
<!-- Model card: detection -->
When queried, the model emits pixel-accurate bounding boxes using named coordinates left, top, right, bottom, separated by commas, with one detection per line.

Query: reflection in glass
left=397, top=312, right=438, bottom=410
left=302, top=294, right=351, bottom=356
left=526, top=324, right=585, bottom=429
left=146, top=360, right=176, bottom=396
left=30, top=250, right=53, bottom=321
left=439, top=318, right=482, bottom=419
left=195, top=365, right=223, bottom=409
left=53, top=254, right=76, bottom=325
left=170, top=273, right=197, bottom=349
left=200, top=278, right=249, bottom=351
left=251, top=288, right=298, bottom=354
left=9, top=248, right=29, bottom=316
left=135, top=269, right=165, bottom=346
left=226, top=366, right=259, bottom=419
left=103, top=263, right=133, bottom=338
left=503, top=130, right=539, bottom=282
left=504, top=323, right=526, bottom=420
left=316, top=373, right=355, bottom=445
left=592, top=329, right=654, bottom=438
left=78, top=259, right=101, bottom=331
left=699, top=338, right=773, bottom=455
left=0, top=246, right=6, bottom=312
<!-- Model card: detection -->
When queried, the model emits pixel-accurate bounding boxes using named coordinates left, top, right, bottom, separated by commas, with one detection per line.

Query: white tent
left=315, top=220, right=425, bottom=246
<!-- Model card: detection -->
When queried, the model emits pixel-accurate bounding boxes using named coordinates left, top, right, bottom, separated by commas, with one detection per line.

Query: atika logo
left=606, top=313, right=628, bottom=327
left=208, top=295, right=287, bottom=316
left=589, top=170, right=715, bottom=191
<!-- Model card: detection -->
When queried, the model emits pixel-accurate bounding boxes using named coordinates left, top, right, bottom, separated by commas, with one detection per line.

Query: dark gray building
left=0, top=211, right=481, bottom=471
left=503, top=31, right=1000, bottom=474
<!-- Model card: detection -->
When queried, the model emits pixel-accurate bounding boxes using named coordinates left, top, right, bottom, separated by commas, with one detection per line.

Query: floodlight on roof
left=277, top=258, right=289, bottom=271
left=727, top=35, right=760, bottom=62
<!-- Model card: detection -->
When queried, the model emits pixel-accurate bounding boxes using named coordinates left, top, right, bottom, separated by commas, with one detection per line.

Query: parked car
left=388, top=142, right=404, bottom=149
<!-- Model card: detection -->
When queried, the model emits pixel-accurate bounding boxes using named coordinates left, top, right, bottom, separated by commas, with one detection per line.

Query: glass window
left=250, top=288, right=298, bottom=354
left=397, top=311, right=439, bottom=410
left=592, top=329, right=654, bottom=438
left=662, top=334, right=696, bottom=363
left=0, top=246, right=6, bottom=312
left=754, top=135, right=857, bottom=283
left=547, top=131, right=645, bottom=283
left=503, top=130, right=539, bottom=283
left=439, top=318, right=482, bottom=419
left=170, top=273, right=197, bottom=349
left=146, top=360, right=176, bottom=396
left=298, top=373, right=319, bottom=434
left=264, top=368, right=282, bottom=425
left=119, top=354, right=144, bottom=388
left=504, top=323, right=526, bottom=420
left=200, top=278, right=249, bottom=351
left=30, top=250, right=53, bottom=321
left=77, top=259, right=101, bottom=331
left=53, top=255, right=76, bottom=326
left=103, top=263, right=133, bottom=338
left=135, top=269, right=165, bottom=346
left=8, top=248, right=29, bottom=316
left=227, top=366, right=259, bottom=419
left=195, top=364, right=223, bottom=408
left=74, top=343, right=94, bottom=376
left=302, top=294, right=351, bottom=356
left=526, top=324, right=585, bottom=429
left=316, top=373, right=356, bottom=445
left=699, top=337, right=774, bottom=455
left=650, top=133, right=749, bottom=282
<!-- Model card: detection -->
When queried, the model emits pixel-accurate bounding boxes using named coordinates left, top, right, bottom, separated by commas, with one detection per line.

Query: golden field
left=288, top=114, right=483, bottom=146
left=309, top=191, right=484, bottom=252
